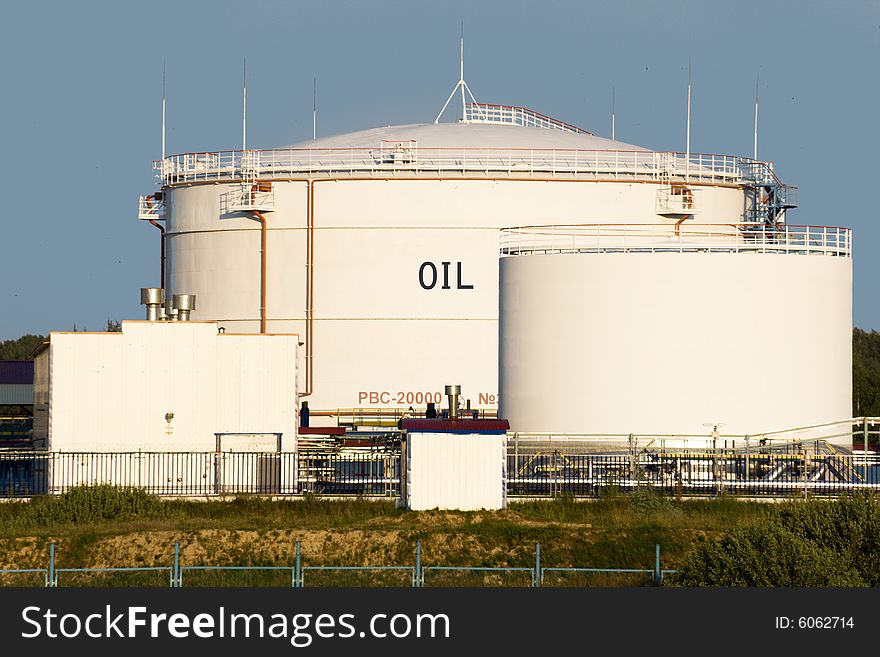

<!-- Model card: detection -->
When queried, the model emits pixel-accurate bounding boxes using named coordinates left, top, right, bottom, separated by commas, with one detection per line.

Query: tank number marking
left=358, top=391, right=498, bottom=406
left=419, top=262, right=474, bottom=290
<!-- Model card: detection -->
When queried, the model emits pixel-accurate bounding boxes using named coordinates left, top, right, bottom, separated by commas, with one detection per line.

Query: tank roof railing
left=499, top=223, right=851, bottom=258
left=462, top=102, right=593, bottom=134
left=154, top=148, right=779, bottom=188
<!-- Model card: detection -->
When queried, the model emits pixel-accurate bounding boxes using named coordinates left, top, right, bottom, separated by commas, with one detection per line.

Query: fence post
left=295, top=540, right=301, bottom=588
left=415, top=541, right=421, bottom=588
left=628, top=434, right=637, bottom=486
left=654, top=544, right=662, bottom=586
left=48, top=542, right=55, bottom=588
left=173, top=541, right=180, bottom=588
left=745, top=435, right=750, bottom=494
left=803, top=448, right=809, bottom=500
left=535, top=542, right=541, bottom=588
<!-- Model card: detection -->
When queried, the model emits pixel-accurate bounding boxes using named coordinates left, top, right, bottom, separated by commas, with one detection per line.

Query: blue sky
left=1, top=0, right=878, bottom=339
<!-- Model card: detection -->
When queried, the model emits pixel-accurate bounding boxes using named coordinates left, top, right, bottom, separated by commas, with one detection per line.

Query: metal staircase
left=741, top=160, right=798, bottom=225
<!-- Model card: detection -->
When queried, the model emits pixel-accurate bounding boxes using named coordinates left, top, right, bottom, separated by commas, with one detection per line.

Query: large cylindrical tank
left=157, top=107, right=769, bottom=414
left=498, top=225, right=852, bottom=444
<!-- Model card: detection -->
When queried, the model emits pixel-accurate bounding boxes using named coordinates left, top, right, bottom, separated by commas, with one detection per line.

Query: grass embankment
left=4, top=488, right=879, bottom=586
left=0, top=486, right=778, bottom=586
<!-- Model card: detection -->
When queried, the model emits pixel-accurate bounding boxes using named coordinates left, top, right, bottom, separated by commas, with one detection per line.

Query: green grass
left=2, top=486, right=872, bottom=587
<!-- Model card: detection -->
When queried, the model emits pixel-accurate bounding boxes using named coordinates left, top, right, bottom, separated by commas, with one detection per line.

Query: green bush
left=670, top=523, right=864, bottom=587
left=5, top=485, right=166, bottom=526
left=629, top=486, right=673, bottom=517
left=670, top=496, right=880, bottom=587
left=774, top=493, right=880, bottom=586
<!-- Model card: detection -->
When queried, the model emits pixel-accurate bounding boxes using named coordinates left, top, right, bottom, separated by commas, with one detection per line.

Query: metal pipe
left=445, top=384, right=461, bottom=420
left=535, top=542, right=541, bottom=588
left=172, top=294, right=196, bottom=321
left=251, top=210, right=268, bottom=334
left=164, top=298, right=178, bottom=322
left=140, top=287, right=165, bottom=321
left=148, top=220, right=166, bottom=288
left=173, top=541, right=180, bottom=588
left=304, top=180, right=315, bottom=395
left=143, top=193, right=166, bottom=287
left=48, top=542, right=55, bottom=588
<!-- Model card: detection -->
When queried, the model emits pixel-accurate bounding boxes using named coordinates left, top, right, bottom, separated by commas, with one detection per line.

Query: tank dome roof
left=282, top=121, right=650, bottom=152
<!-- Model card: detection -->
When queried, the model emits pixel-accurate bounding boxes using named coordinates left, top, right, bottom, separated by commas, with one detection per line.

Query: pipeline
left=250, top=210, right=268, bottom=334
left=144, top=195, right=166, bottom=288
left=304, top=179, right=315, bottom=396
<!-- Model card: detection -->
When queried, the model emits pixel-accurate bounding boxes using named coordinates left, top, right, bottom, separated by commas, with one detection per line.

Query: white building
left=32, top=321, right=299, bottom=492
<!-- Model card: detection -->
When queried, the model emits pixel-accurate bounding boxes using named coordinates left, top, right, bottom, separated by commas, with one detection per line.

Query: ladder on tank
left=741, top=160, right=798, bottom=226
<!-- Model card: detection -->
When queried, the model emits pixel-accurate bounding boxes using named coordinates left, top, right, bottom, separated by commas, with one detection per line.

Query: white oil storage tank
left=497, top=223, right=853, bottom=444
left=142, top=102, right=795, bottom=420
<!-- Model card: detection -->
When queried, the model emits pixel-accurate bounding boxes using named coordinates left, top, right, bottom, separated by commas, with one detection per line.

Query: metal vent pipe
left=140, top=288, right=165, bottom=321
left=173, top=294, right=196, bottom=322
left=445, top=384, right=461, bottom=420
left=164, top=298, right=178, bottom=322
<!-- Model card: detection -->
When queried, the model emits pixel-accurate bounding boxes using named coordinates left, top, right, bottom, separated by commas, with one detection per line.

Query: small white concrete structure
left=402, top=419, right=509, bottom=511
left=34, top=321, right=299, bottom=452
left=32, top=321, right=299, bottom=493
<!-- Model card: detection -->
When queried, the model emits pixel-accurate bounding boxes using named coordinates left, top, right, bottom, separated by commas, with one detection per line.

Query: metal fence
left=298, top=449, right=400, bottom=496
left=1, top=418, right=879, bottom=499
left=1, top=541, right=671, bottom=588
left=0, top=450, right=399, bottom=498
left=499, top=223, right=851, bottom=258
left=507, top=418, right=880, bottom=498
left=507, top=451, right=880, bottom=498
left=2, top=448, right=879, bottom=499
left=156, top=147, right=766, bottom=187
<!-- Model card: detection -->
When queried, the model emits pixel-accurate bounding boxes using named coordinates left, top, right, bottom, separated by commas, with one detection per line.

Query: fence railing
left=507, top=452, right=880, bottom=498
left=1, top=541, right=671, bottom=588
left=297, top=449, right=400, bottom=496
left=155, top=148, right=771, bottom=187
left=1, top=419, right=877, bottom=499
left=2, top=449, right=877, bottom=499
left=499, top=223, right=852, bottom=258
left=0, top=450, right=399, bottom=498
left=464, top=102, right=591, bottom=134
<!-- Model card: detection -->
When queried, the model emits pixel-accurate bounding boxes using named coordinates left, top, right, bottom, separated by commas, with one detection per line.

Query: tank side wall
left=499, top=252, right=852, bottom=441
left=165, top=179, right=747, bottom=411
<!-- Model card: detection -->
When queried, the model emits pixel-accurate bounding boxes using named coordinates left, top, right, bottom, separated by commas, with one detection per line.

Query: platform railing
left=463, top=102, right=591, bottom=134
left=154, top=148, right=770, bottom=187
left=499, top=223, right=852, bottom=257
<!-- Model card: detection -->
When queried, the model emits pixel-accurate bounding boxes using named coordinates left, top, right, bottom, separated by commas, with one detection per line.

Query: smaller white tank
left=498, top=224, right=853, bottom=446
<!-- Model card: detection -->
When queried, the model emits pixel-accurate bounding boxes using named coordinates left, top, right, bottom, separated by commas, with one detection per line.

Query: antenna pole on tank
left=434, top=22, right=486, bottom=124
left=685, top=58, right=692, bottom=183
left=753, top=74, right=759, bottom=162
left=459, top=22, right=466, bottom=122
left=313, top=76, right=317, bottom=140
left=161, top=61, right=166, bottom=160
left=242, top=59, right=247, bottom=151
left=611, top=85, right=615, bottom=142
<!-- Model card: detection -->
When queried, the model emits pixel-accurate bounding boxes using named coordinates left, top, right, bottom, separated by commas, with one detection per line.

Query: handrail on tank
left=498, top=223, right=851, bottom=258
left=507, top=417, right=880, bottom=452
left=152, top=148, right=779, bottom=188
left=463, top=102, right=592, bottom=134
